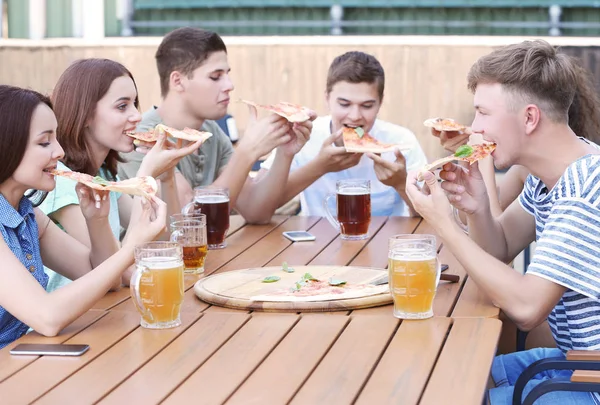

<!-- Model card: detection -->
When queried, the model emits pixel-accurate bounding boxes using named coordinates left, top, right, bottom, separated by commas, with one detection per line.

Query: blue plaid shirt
left=0, top=194, right=47, bottom=349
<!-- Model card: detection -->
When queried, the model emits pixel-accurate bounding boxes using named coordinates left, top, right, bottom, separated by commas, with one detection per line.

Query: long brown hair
left=567, top=57, right=600, bottom=143
left=51, top=58, right=139, bottom=178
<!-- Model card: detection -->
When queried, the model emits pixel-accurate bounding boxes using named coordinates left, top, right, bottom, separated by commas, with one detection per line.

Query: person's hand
left=366, top=148, right=408, bottom=189
left=314, top=128, right=362, bottom=174
left=431, top=127, right=470, bottom=153
left=76, top=184, right=111, bottom=222
left=137, top=131, right=204, bottom=179
left=237, top=105, right=293, bottom=160
left=405, top=170, right=454, bottom=230
left=278, top=118, right=314, bottom=157
left=123, top=195, right=167, bottom=248
left=438, top=160, right=488, bottom=215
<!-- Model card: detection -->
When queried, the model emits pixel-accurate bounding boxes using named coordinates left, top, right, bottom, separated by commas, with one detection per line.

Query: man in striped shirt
left=406, top=40, right=600, bottom=405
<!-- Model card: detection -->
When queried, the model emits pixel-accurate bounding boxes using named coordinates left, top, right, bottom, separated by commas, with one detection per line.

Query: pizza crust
left=51, top=170, right=158, bottom=199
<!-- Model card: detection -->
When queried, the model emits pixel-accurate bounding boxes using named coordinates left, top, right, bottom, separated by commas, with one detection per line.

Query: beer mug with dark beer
left=388, top=235, right=441, bottom=319
left=323, top=179, right=371, bottom=240
left=183, top=186, right=230, bottom=249
left=169, top=214, right=208, bottom=275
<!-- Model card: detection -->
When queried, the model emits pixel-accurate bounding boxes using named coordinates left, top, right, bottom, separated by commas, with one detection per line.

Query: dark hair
left=566, top=57, right=600, bottom=143
left=467, top=40, right=577, bottom=122
left=156, top=27, right=227, bottom=97
left=0, top=85, right=52, bottom=206
left=52, top=58, right=139, bottom=178
left=326, top=51, right=385, bottom=100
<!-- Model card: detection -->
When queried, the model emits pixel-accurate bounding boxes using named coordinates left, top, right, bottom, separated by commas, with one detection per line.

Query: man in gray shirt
left=119, top=27, right=313, bottom=223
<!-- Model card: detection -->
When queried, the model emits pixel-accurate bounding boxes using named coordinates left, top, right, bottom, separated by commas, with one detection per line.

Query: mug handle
left=323, top=192, right=340, bottom=232
left=129, top=265, right=154, bottom=323
left=434, top=256, right=442, bottom=289
left=170, top=230, right=183, bottom=243
left=181, top=201, right=197, bottom=215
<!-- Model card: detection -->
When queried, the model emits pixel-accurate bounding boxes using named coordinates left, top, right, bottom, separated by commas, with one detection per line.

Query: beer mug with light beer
left=130, top=242, right=185, bottom=329
left=388, top=235, right=440, bottom=319
left=183, top=186, right=230, bottom=249
left=323, top=179, right=371, bottom=240
left=169, top=214, right=208, bottom=275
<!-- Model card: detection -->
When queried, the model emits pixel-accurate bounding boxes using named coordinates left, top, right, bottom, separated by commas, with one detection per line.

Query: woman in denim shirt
left=0, top=85, right=166, bottom=349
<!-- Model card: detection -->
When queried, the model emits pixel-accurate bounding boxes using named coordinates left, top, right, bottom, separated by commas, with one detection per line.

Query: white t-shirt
left=261, top=116, right=428, bottom=216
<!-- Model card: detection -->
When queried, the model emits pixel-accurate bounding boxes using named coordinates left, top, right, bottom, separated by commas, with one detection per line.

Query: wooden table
left=0, top=216, right=502, bottom=404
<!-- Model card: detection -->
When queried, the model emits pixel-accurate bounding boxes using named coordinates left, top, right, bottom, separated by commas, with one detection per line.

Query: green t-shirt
left=38, top=161, right=122, bottom=292
left=117, top=107, right=234, bottom=188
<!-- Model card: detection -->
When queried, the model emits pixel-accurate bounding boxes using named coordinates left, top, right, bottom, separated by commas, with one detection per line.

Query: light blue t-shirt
left=261, top=116, right=428, bottom=216
left=0, top=195, right=47, bottom=348
left=39, top=161, right=122, bottom=292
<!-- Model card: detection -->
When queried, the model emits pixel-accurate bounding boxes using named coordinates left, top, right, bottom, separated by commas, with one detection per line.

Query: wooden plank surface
left=309, top=216, right=388, bottom=266
left=0, top=311, right=141, bottom=404
left=420, top=318, right=502, bottom=405
left=355, top=317, right=452, bottom=405
left=0, top=310, right=106, bottom=383
left=99, top=312, right=250, bottom=405
left=291, top=315, right=399, bottom=405
left=226, top=315, right=349, bottom=405
left=34, top=312, right=203, bottom=405
left=162, top=314, right=300, bottom=405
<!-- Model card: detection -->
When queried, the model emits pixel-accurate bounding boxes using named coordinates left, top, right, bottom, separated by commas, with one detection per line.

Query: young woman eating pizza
left=0, top=85, right=166, bottom=349
left=40, top=59, right=204, bottom=290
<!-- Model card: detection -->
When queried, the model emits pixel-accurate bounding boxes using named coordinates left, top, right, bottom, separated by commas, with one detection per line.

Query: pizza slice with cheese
left=51, top=169, right=158, bottom=199
left=126, top=124, right=212, bottom=144
left=417, top=142, right=497, bottom=180
left=342, top=127, right=413, bottom=153
left=240, top=99, right=313, bottom=122
left=423, top=117, right=472, bottom=133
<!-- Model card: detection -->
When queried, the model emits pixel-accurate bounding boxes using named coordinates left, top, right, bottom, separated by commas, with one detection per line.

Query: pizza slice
left=51, top=169, right=158, bottom=199
left=342, top=127, right=412, bottom=153
left=417, top=142, right=497, bottom=180
left=239, top=99, right=313, bottom=122
left=125, top=125, right=212, bottom=144
left=423, top=117, right=472, bottom=134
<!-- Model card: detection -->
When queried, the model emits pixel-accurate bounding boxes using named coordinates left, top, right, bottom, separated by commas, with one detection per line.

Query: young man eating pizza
left=406, top=40, right=600, bottom=405
left=118, top=27, right=314, bottom=224
left=259, top=51, right=427, bottom=216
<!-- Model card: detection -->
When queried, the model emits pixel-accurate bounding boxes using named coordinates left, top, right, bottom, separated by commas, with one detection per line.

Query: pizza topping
left=328, top=278, right=347, bottom=286
left=290, top=272, right=320, bottom=292
left=454, top=144, right=474, bottom=158
left=281, top=262, right=295, bottom=273
left=262, top=276, right=281, bottom=283
left=91, top=176, right=110, bottom=186
left=354, top=127, right=365, bottom=138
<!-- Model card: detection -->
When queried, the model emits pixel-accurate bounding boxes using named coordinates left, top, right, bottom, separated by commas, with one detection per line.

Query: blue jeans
left=489, top=348, right=597, bottom=404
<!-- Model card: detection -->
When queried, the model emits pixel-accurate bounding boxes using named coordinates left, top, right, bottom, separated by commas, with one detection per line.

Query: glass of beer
left=183, top=186, right=230, bottom=249
left=323, top=179, right=371, bottom=240
left=388, top=234, right=440, bottom=319
left=130, top=242, right=185, bottom=329
left=169, top=214, right=208, bottom=275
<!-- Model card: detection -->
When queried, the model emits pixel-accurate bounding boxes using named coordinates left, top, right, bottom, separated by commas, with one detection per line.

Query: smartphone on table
left=10, top=343, right=90, bottom=356
left=282, top=231, right=316, bottom=242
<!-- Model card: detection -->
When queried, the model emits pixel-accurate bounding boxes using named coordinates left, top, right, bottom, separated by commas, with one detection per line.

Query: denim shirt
left=0, top=194, right=47, bottom=349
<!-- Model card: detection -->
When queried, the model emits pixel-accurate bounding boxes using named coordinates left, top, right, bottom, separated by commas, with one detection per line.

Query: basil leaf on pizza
left=262, top=276, right=281, bottom=283
left=91, top=176, right=110, bottom=186
left=454, top=145, right=474, bottom=158
left=282, top=262, right=295, bottom=273
left=328, top=278, right=347, bottom=286
left=354, top=127, right=365, bottom=138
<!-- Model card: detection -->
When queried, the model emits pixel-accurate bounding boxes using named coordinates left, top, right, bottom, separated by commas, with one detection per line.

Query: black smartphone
left=10, top=343, right=90, bottom=356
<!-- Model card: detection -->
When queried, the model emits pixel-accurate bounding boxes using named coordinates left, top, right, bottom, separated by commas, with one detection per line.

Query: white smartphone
left=282, top=231, right=316, bottom=242
left=10, top=343, right=90, bottom=356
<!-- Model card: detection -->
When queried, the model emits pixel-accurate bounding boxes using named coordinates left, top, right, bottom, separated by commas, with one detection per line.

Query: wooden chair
left=512, top=351, right=600, bottom=405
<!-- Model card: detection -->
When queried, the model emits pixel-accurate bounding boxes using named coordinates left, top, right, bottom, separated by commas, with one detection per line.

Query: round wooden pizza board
left=194, top=266, right=393, bottom=312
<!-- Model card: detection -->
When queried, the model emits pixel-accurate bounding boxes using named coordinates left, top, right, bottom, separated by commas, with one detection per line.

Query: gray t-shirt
left=118, top=107, right=234, bottom=188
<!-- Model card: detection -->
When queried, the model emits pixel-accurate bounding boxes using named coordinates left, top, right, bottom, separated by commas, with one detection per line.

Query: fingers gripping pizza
left=417, top=142, right=497, bottom=181
left=51, top=169, right=158, bottom=199
left=342, top=127, right=412, bottom=154
left=239, top=99, right=313, bottom=123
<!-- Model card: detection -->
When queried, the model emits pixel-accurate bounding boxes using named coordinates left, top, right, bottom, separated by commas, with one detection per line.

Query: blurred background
left=1, top=0, right=599, bottom=161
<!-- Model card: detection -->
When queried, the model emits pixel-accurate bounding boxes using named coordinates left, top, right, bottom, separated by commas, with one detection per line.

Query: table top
left=0, top=215, right=502, bottom=404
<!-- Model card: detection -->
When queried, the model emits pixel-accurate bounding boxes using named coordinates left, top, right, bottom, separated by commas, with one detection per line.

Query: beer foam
left=138, top=256, right=183, bottom=270
left=389, top=247, right=435, bottom=261
left=338, top=187, right=369, bottom=196
left=195, top=195, right=230, bottom=204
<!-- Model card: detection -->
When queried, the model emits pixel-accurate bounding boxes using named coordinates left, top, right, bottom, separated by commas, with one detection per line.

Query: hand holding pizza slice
left=342, top=127, right=413, bottom=154
left=417, top=141, right=497, bottom=181
left=51, top=169, right=158, bottom=199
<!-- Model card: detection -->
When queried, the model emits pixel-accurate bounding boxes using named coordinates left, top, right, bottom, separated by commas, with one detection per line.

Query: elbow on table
left=31, top=312, right=66, bottom=337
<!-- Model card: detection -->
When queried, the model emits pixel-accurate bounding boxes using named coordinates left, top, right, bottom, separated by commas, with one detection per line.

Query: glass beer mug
left=169, top=214, right=208, bottom=275
left=130, top=242, right=185, bottom=329
left=183, top=186, right=230, bottom=249
left=388, top=234, right=441, bottom=319
left=323, top=179, right=371, bottom=240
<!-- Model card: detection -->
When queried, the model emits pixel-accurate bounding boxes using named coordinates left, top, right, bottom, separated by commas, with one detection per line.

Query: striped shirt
left=520, top=154, right=600, bottom=356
